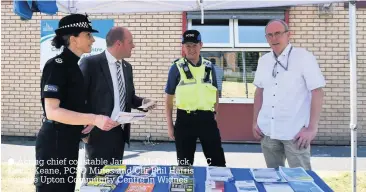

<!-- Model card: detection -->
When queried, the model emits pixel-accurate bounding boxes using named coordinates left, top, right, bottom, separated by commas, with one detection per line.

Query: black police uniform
left=35, top=47, right=85, bottom=192
left=34, top=13, right=98, bottom=192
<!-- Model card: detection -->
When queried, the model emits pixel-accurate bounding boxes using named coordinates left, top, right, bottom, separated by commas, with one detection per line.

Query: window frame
left=201, top=47, right=272, bottom=104
left=233, top=19, right=270, bottom=48
left=188, top=19, right=234, bottom=48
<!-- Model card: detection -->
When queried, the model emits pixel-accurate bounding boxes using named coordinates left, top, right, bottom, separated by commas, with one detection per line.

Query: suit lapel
left=100, top=52, right=114, bottom=100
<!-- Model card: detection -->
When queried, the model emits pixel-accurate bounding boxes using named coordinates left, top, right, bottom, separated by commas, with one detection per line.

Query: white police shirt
left=253, top=43, right=326, bottom=140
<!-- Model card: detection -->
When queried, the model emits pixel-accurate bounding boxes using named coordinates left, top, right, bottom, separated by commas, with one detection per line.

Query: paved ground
left=2, top=137, right=366, bottom=173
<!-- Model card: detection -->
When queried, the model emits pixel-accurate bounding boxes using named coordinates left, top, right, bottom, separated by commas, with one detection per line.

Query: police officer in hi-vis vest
left=165, top=30, right=226, bottom=167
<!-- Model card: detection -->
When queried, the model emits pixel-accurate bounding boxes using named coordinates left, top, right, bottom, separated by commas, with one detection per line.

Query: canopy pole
left=200, top=0, right=204, bottom=24
left=349, top=1, right=357, bottom=192
left=68, top=0, right=77, bottom=14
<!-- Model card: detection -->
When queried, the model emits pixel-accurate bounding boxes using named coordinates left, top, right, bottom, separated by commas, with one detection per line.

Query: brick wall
left=1, top=1, right=182, bottom=140
left=1, top=1, right=366, bottom=145
left=289, top=3, right=366, bottom=145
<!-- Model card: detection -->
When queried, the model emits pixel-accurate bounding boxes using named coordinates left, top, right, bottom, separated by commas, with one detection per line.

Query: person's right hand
left=253, top=124, right=264, bottom=140
left=93, top=115, right=119, bottom=131
left=168, top=123, right=175, bottom=140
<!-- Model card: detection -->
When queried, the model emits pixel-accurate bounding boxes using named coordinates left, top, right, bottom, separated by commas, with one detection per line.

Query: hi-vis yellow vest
left=174, top=57, right=217, bottom=111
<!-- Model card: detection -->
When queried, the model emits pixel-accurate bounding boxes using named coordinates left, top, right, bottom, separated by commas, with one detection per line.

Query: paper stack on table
left=288, top=181, right=324, bottom=192
left=279, top=166, right=314, bottom=182
left=250, top=168, right=286, bottom=182
left=205, top=180, right=225, bottom=192
left=234, top=180, right=259, bottom=192
left=169, top=166, right=195, bottom=192
left=263, top=182, right=294, bottom=192
left=206, top=166, right=234, bottom=182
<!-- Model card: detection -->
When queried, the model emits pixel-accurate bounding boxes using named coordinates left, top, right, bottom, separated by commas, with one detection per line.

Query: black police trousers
left=34, top=121, right=81, bottom=192
left=174, top=109, right=226, bottom=167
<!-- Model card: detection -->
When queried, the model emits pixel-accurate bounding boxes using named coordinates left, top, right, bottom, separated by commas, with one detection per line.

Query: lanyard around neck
left=273, top=46, right=293, bottom=71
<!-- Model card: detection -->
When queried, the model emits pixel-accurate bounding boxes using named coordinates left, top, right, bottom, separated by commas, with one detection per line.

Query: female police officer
left=34, top=14, right=118, bottom=192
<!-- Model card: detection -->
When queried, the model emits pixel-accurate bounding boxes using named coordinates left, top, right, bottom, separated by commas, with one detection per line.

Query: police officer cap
left=182, top=30, right=201, bottom=44
left=55, top=14, right=99, bottom=36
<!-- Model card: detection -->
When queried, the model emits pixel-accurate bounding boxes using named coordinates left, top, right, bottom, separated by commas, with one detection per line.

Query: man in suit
left=79, top=26, right=156, bottom=178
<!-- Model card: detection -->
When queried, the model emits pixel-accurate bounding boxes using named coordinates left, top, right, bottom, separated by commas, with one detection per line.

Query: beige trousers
left=260, top=135, right=312, bottom=170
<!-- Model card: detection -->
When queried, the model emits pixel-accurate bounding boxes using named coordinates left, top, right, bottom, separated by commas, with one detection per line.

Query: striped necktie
left=116, top=61, right=126, bottom=112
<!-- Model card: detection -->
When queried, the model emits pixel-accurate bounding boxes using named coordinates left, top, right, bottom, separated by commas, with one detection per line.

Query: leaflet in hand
left=250, top=168, right=286, bottom=182
left=138, top=100, right=155, bottom=109
left=235, top=180, right=259, bottom=192
left=279, top=166, right=313, bottom=182
left=114, top=112, right=146, bottom=124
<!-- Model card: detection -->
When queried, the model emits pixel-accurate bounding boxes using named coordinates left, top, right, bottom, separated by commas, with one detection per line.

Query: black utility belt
left=42, top=118, right=60, bottom=125
left=177, top=109, right=215, bottom=114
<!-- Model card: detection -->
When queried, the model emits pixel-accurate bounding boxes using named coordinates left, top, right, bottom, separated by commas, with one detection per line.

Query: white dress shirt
left=253, top=43, right=326, bottom=140
left=105, top=50, right=126, bottom=121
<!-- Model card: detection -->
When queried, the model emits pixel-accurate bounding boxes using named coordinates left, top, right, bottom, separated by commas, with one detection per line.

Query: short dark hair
left=106, top=27, right=125, bottom=47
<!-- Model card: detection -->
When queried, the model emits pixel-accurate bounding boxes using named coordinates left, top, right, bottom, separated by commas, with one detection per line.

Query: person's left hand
left=293, top=126, right=317, bottom=149
left=142, top=98, right=156, bottom=110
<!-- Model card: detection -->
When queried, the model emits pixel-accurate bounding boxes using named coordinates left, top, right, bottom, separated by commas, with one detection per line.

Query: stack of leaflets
left=169, top=166, right=195, bottom=192
left=205, top=180, right=225, bottom=192
left=80, top=174, right=123, bottom=192
left=170, top=178, right=195, bottom=192
left=279, top=166, right=314, bottom=182
left=80, top=164, right=126, bottom=192
left=234, top=180, right=259, bottom=192
left=250, top=168, right=286, bottom=182
left=288, top=181, right=324, bottom=192
left=125, top=183, right=155, bottom=192
left=263, top=182, right=294, bottom=192
left=206, top=166, right=234, bottom=182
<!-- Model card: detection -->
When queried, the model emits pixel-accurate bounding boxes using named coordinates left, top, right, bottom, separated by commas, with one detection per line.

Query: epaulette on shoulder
left=202, top=59, right=212, bottom=67
left=173, top=58, right=184, bottom=66
left=54, top=57, right=63, bottom=64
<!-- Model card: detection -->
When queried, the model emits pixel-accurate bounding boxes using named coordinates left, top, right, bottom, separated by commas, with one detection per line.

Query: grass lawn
left=2, top=163, right=366, bottom=192
left=319, top=171, right=366, bottom=192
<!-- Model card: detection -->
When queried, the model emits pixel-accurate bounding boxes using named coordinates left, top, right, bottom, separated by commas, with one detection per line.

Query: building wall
left=1, top=1, right=182, bottom=141
left=288, top=3, right=366, bottom=145
left=1, top=2, right=366, bottom=145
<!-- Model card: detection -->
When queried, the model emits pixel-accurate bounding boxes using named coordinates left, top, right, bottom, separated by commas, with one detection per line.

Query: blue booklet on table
left=289, top=181, right=324, bottom=192
left=279, top=166, right=313, bottom=182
